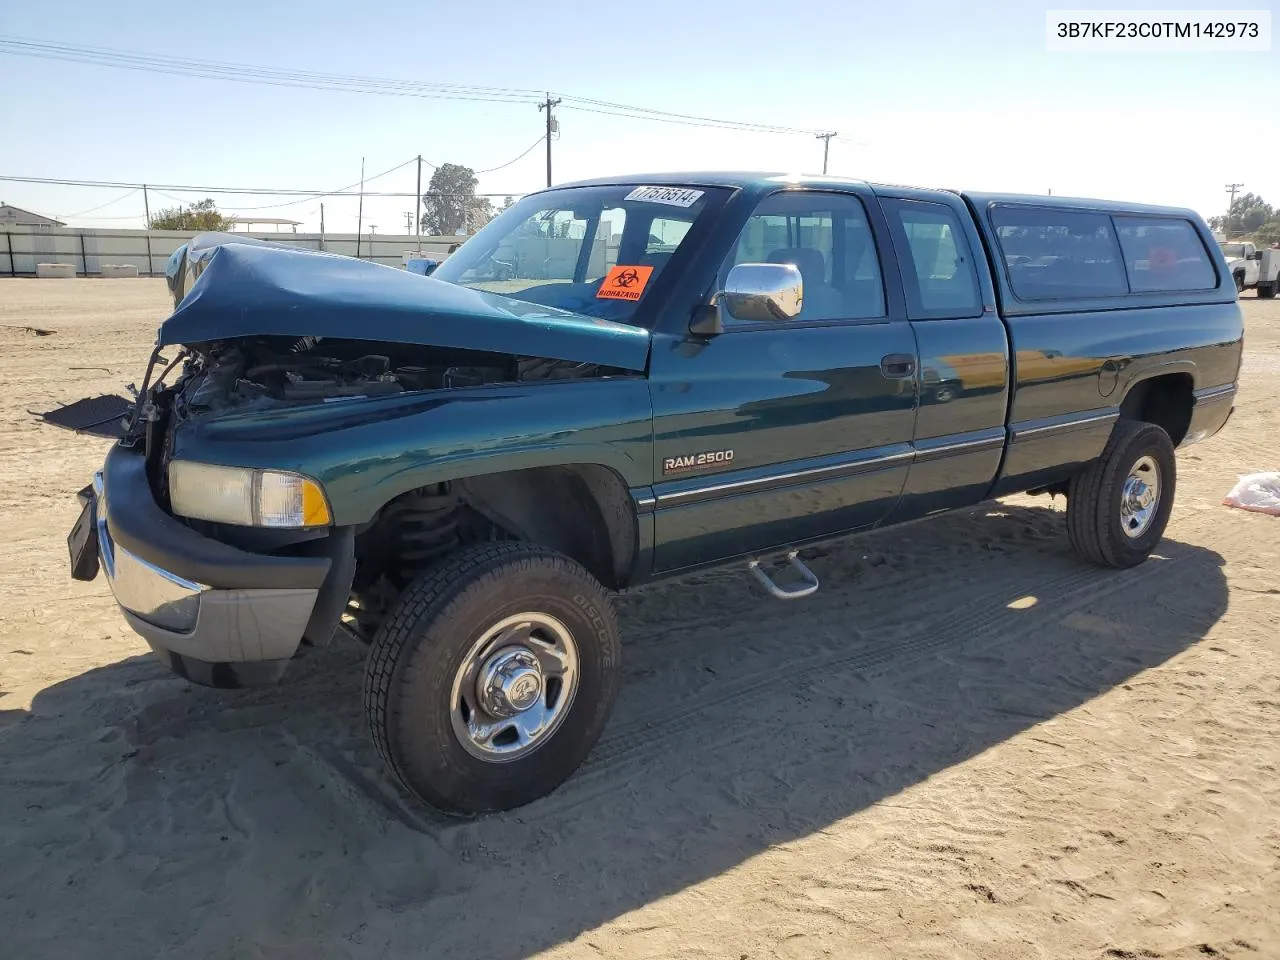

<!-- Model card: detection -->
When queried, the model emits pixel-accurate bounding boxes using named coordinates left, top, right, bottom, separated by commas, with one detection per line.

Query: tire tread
left=363, top=541, right=617, bottom=811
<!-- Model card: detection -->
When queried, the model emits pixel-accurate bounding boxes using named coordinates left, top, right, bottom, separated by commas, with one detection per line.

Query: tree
left=420, top=163, right=493, bottom=236
left=1251, top=217, right=1280, bottom=246
left=148, top=197, right=230, bottom=231
left=1209, top=192, right=1272, bottom=238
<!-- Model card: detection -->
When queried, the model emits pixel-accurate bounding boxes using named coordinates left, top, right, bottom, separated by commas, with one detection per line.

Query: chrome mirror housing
left=720, top=263, right=804, bottom=322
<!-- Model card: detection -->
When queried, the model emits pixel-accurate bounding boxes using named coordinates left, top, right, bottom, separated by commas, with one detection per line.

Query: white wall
left=0, top=226, right=463, bottom=277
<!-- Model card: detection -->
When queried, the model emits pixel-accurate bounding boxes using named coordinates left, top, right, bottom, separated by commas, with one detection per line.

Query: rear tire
left=364, top=541, right=621, bottom=815
left=1067, top=420, right=1176, bottom=569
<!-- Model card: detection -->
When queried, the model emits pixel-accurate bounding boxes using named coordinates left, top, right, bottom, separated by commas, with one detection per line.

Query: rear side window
left=882, top=198, right=982, bottom=318
left=991, top=205, right=1127, bottom=300
left=1113, top=216, right=1217, bottom=292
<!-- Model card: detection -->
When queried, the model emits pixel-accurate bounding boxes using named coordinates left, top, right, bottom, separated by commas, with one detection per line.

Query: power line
left=0, top=38, right=544, bottom=104
left=60, top=186, right=140, bottom=218
left=216, top=156, right=419, bottom=211
left=558, top=95, right=821, bottom=136
left=0, top=36, right=839, bottom=139
left=473, top=136, right=545, bottom=175
left=0, top=175, right=527, bottom=198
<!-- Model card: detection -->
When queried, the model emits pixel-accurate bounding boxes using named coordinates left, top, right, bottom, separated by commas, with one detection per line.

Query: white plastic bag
left=1223, top=472, right=1280, bottom=516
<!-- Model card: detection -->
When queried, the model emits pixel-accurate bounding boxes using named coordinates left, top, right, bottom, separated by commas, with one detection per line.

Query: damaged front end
left=79, top=237, right=650, bottom=687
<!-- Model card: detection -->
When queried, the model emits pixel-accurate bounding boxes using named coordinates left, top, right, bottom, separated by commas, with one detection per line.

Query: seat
left=766, top=247, right=843, bottom=320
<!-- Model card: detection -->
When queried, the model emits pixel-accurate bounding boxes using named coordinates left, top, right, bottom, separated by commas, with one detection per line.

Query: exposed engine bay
left=171, top=335, right=619, bottom=415
left=127, top=335, right=627, bottom=643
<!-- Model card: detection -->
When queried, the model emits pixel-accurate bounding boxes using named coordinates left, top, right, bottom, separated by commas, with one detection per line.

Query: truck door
left=648, top=189, right=919, bottom=572
left=875, top=192, right=1010, bottom=521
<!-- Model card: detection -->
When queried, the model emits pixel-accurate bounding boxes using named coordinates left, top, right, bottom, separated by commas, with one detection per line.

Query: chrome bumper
left=95, top=471, right=319, bottom=665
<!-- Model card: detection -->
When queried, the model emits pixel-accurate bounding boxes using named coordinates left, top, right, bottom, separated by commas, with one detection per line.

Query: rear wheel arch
left=1117, top=371, right=1195, bottom=446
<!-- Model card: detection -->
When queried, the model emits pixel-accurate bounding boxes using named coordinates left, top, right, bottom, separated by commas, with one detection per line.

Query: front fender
left=175, top=378, right=655, bottom=526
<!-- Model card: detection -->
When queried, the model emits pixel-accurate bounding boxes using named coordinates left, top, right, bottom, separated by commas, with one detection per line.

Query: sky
left=1, top=0, right=1277, bottom=235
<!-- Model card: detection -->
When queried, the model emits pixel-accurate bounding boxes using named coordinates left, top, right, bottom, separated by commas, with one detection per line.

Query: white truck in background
left=1218, top=239, right=1280, bottom=298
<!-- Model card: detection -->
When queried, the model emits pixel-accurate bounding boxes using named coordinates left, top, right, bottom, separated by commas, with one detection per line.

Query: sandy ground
left=0, top=278, right=1277, bottom=960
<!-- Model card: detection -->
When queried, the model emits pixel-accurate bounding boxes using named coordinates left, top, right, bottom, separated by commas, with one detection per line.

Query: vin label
left=663, top=449, right=734, bottom=474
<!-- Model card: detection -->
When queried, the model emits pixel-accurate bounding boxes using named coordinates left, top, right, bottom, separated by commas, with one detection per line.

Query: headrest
left=767, top=247, right=825, bottom=281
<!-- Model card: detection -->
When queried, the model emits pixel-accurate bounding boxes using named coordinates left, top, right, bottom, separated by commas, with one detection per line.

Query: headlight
left=168, top=461, right=331, bottom=528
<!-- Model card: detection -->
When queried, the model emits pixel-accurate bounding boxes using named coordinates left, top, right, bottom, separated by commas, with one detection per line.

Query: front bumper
left=87, top=444, right=337, bottom=687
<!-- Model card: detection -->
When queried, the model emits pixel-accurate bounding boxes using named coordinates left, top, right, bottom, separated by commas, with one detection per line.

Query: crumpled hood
left=159, top=238, right=652, bottom=372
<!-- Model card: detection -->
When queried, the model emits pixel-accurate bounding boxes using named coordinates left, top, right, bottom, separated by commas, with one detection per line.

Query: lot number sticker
left=597, top=264, right=655, bottom=301
left=624, top=186, right=705, bottom=208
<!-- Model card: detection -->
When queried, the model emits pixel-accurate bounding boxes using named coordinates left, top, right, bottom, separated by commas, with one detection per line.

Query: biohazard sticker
left=597, top=264, right=654, bottom=301
left=624, top=186, right=705, bottom=208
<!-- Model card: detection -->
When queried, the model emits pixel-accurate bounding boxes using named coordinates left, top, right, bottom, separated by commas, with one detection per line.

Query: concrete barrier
left=35, top=263, right=76, bottom=279
left=101, top=264, right=140, bottom=278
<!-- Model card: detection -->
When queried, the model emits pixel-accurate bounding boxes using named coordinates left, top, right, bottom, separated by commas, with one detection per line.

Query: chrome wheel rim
left=1120, top=454, right=1160, bottom=539
left=449, top=612, right=579, bottom=762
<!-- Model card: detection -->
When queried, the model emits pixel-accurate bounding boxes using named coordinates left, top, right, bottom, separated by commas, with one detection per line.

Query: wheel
left=1234, top=272, right=1245, bottom=293
left=363, top=541, right=621, bottom=814
left=932, top=384, right=957, bottom=403
left=1067, top=420, right=1176, bottom=569
left=1258, top=281, right=1275, bottom=299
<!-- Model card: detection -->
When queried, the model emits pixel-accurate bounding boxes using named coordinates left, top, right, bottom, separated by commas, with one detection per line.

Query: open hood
left=159, top=238, right=652, bottom=372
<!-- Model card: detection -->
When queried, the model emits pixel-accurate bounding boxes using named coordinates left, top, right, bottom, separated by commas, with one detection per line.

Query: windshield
left=1219, top=242, right=1247, bottom=258
left=432, top=184, right=723, bottom=324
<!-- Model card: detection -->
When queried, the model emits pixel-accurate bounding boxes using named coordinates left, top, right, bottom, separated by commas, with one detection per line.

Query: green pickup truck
left=69, top=173, right=1242, bottom=814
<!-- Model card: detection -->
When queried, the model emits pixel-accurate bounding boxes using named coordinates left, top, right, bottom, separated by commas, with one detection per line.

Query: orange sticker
left=596, top=264, right=654, bottom=301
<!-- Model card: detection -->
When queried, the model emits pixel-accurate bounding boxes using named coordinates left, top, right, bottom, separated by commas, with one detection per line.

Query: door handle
left=880, top=353, right=916, bottom=379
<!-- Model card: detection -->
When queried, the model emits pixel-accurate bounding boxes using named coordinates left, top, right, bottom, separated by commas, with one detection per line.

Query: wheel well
left=1119, top=373, right=1194, bottom=446
left=453, top=465, right=637, bottom=591
left=344, top=465, right=637, bottom=640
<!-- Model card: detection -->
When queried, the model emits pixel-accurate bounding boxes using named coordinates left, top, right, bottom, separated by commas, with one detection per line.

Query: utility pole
left=815, top=132, right=837, bottom=175
left=539, top=94, right=562, bottom=187
left=1225, top=183, right=1244, bottom=238
left=142, top=183, right=153, bottom=275
left=356, top=156, right=365, bottom=259
left=404, top=211, right=414, bottom=234
left=319, top=202, right=326, bottom=251
left=415, top=154, right=423, bottom=251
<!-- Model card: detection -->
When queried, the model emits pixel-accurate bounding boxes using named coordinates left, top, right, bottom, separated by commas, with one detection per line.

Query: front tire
left=364, top=542, right=621, bottom=815
left=1067, top=420, right=1176, bottom=569
left=1234, top=272, right=1245, bottom=293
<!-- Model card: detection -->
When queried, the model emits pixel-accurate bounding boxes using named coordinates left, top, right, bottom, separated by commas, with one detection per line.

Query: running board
left=747, top=551, right=820, bottom=600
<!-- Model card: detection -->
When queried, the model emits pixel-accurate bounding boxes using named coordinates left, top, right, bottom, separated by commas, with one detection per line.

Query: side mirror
left=689, top=262, right=805, bottom=336
left=405, top=257, right=440, bottom=276
left=722, top=262, right=804, bottom=322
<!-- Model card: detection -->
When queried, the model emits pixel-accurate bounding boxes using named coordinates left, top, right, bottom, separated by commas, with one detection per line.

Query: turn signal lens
left=256, top=472, right=332, bottom=527
left=169, top=461, right=331, bottom=528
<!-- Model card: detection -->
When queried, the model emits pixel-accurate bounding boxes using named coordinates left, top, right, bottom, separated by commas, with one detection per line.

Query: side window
left=882, top=198, right=981, bottom=318
left=1113, top=216, right=1217, bottom=292
left=722, top=192, right=885, bottom=322
left=647, top=217, right=692, bottom=253
left=991, top=205, right=1128, bottom=300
